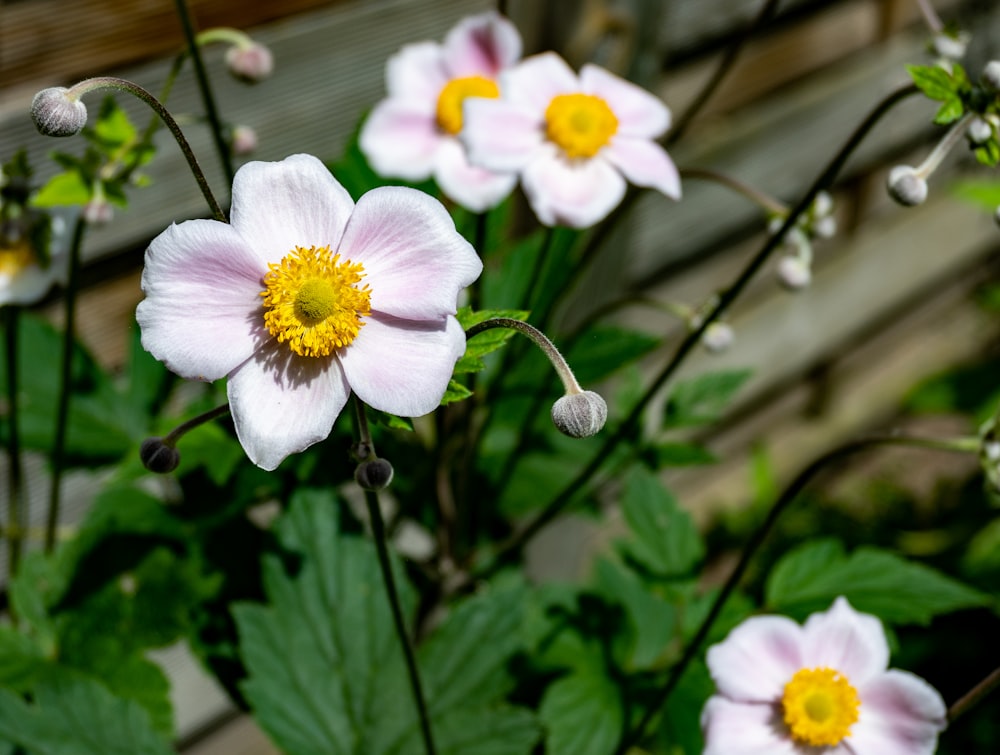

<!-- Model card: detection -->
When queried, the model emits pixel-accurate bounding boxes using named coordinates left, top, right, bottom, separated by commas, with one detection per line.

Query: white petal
left=0, top=266, right=58, bottom=306
left=443, top=11, right=522, bottom=77
left=434, top=137, right=517, bottom=212
left=359, top=102, right=442, bottom=181
left=386, top=41, right=449, bottom=102
left=137, top=220, right=264, bottom=381
left=849, top=670, right=947, bottom=755
left=226, top=342, right=350, bottom=471
left=580, top=63, right=670, bottom=137
left=521, top=149, right=626, bottom=228
left=604, top=137, right=682, bottom=199
left=462, top=99, right=543, bottom=172
left=802, top=597, right=889, bottom=687
left=706, top=615, right=804, bottom=703
left=339, top=314, right=465, bottom=417
left=501, top=51, right=578, bottom=110
left=701, top=697, right=800, bottom=755
left=339, top=186, right=482, bottom=319
left=229, top=154, right=354, bottom=265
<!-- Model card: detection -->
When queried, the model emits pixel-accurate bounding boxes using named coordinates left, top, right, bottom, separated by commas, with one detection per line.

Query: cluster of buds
left=769, top=191, right=836, bottom=291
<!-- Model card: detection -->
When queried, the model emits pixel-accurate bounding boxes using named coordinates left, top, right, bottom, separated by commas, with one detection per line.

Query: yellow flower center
left=261, top=245, right=371, bottom=358
left=0, top=239, right=36, bottom=276
left=436, top=75, right=500, bottom=135
left=781, top=667, right=860, bottom=747
left=544, top=93, right=619, bottom=159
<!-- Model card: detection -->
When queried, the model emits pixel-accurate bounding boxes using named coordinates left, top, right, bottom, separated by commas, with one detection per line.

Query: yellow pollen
left=544, top=93, right=619, bottom=159
left=436, top=75, right=500, bottom=135
left=261, top=245, right=371, bottom=358
left=0, top=239, right=36, bottom=276
left=781, top=667, right=860, bottom=747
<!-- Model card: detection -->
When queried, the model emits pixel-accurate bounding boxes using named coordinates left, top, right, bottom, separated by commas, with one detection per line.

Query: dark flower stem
left=948, top=665, right=1000, bottom=724
left=353, top=399, right=437, bottom=755
left=3, top=306, right=25, bottom=577
left=615, top=432, right=978, bottom=752
left=173, top=0, right=235, bottom=186
left=44, top=217, right=87, bottom=552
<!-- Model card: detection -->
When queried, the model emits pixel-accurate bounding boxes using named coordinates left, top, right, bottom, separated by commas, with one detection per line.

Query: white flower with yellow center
left=701, top=597, right=947, bottom=755
left=136, top=154, right=482, bottom=470
left=359, top=11, right=521, bottom=212
left=0, top=213, right=70, bottom=307
left=461, top=52, right=681, bottom=228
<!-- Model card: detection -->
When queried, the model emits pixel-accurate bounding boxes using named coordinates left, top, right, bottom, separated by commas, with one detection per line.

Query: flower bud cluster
left=769, top=191, right=836, bottom=291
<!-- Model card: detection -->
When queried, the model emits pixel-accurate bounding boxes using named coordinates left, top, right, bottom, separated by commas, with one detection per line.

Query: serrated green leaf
left=31, top=171, right=91, bottom=207
left=0, top=673, right=172, bottom=755
left=934, top=97, right=965, bottom=124
left=593, top=558, right=675, bottom=670
left=974, top=140, right=1000, bottom=167
left=92, top=96, right=137, bottom=148
left=620, top=467, right=704, bottom=577
left=663, top=369, right=752, bottom=428
left=0, top=625, right=49, bottom=691
left=456, top=307, right=529, bottom=374
left=367, top=408, right=415, bottom=431
left=907, top=64, right=959, bottom=101
left=765, top=538, right=991, bottom=624
left=234, top=489, right=538, bottom=755
left=649, top=660, right=712, bottom=755
left=565, top=326, right=660, bottom=385
left=539, top=666, right=623, bottom=755
left=441, top=378, right=474, bottom=405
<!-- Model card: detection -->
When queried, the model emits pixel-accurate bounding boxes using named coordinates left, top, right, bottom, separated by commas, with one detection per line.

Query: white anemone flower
left=701, top=597, right=947, bottom=755
left=360, top=11, right=522, bottom=212
left=0, top=211, right=71, bottom=307
left=137, top=154, right=482, bottom=470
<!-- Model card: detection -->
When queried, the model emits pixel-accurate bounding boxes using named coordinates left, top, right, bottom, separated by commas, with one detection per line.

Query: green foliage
left=539, top=662, right=623, bottom=755
left=765, top=538, right=991, bottom=624
left=953, top=179, right=1000, bottom=210
left=907, top=63, right=970, bottom=124
left=564, top=326, right=660, bottom=385
left=662, top=369, right=752, bottom=428
left=456, top=307, right=530, bottom=374
left=234, top=489, right=540, bottom=755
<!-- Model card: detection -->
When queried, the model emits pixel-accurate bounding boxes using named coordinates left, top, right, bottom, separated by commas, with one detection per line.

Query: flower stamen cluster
left=781, top=667, right=860, bottom=746
left=544, top=93, right=618, bottom=159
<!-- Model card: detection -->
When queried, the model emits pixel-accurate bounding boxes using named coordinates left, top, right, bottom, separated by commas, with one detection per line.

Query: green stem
left=173, top=0, right=235, bottom=185
left=4, top=306, right=24, bottom=577
left=460, top=83, right=920, bottom=586
left=616, top=433, right=977, bottom=752
left=45, top=217, right=87, bottom=552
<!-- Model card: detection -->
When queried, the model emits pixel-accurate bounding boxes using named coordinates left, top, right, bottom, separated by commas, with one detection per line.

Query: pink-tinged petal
left=359, top=102, right=442, bottom=181
left=137, top=219, right=264, bottom=382
left=848, top=670, right=947, bottom=755
left=701, top=697, right=800, bottom=755
left=229, top=154, right=354, bottom=266
left=706, top=615, right=804, bottom=703
left=339, top=314, right=465, bottom=416
left=521, top=148, right=626, bottom=228
left=604, top=137, right=681, bottom=198
left=443, top=11, right=522, bottom=77
left=434, top=137, right=517, bottom=212
left=462, top=98, right=544, bottom=172
left=386, top=41, right=449, bottom=102
left=501, top=51, right=578, bottom=110
left=802, top=597, right=889, bottom=687
left=339, top=186, right=481, bottom=319
left=580, top=63, right=670, bottom=137
left=227, top=343, right=350, bottom=471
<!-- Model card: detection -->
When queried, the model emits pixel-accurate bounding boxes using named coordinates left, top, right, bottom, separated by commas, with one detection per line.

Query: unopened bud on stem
left=30, top=87, right=88, bottom=137
left=886, top=165, right=928, bottom=206
left=551, top=390, right=608, bottom=439
left=983, top=61, right=1000, bottom=91
left=140, top=437, right=181, bottom=473
left=355, top=458, right=394, bottom=491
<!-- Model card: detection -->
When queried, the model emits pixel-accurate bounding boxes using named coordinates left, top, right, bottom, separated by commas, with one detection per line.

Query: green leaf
left=619, top=467, right=704, bottom=577
left=593, top=558, right=675, bottom=670
left=441, top=378, right=474, bottom=405
left=0, top=673, right=172, bottom=755
left=368, top=408, right=415, bottom=431
left=91, top=96, right=138, bottom=148
left=456, top=307, right=529, bottom=374
left=663, top=369, right=752, bottom=428
left=565, top=326, right=660, bottom=385
left=31, top=171, right=91, bottom=207
left=934, top=96, right=965, bottom=124
left=652, top=441, right=716, bottom=466
left=234, top=489, right=539, bottom=755
left=974, top=140, right=1000, bottom=167
left=539, top=665, right=623, bottom=755
left=649, top=661, right=713, bottom=755
left=0, top=625, right=49, bottom=691
left=765, top=539, right=991, bottom=624
left=907, top=64, right=960, bottom=101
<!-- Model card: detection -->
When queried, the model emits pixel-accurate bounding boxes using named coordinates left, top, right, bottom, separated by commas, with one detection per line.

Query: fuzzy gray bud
left=968, top=117, right=993, bottom=145
left=355, top=458, right=394, bottom=490
left=886, top=166, right=927, bottom=207
left=31, top=87, right=88, bottom=137
left=701, top=322, right=735, bottom=354
left=983, top=61, right=1000, bottom=91
left=140, top=437, right=180, bottom=473
left=551, top=390, right=608, bottom=438
left=777, top=255, right=811, bottom=291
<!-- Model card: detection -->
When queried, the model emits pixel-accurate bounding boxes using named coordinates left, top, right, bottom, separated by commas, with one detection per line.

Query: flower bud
left=226, top=42, right=274, bottom=83
left=31, top=87, right=88, bottom=137
left=551, top=390, right=607, bottom=438
left=777, top=255, right=812, bottom=290
left=82, top=197, right=113, bottom=225
left=983, top=61, right=1000, bottom=91
left=812, top=191, right=833, bottom=218
left=140, top=437, right=180, bottom=473
left=813, top=215, right=837, bottom=240
left=355, top=458, right=394, bottom=490
left=967, top=117, right=993, bottom=145
left=932, top=32, right=968, bottom=61
left=886, top=165, right=928, bottom=207
left=701, top=322, right=734, bottom=354
left=231, top=125, right=259, bottom=156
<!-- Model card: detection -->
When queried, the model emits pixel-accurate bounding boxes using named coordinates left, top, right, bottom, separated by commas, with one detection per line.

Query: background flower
left=701, top=596, right=947, bottom=755
left=462, top=51, right=681, bottom=228
left=137, top=154, right=482, bottom=470
left=359, top=11, right=521, bottom=212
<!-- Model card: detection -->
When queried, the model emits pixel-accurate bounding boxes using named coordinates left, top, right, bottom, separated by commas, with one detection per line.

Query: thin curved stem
left=680, top=166, right=788, bottom=215
left=163, top=403, right=231, bottom=445
left=460, top=83, right=920, bottom=586
left=173, top=0, right=235, bottom=185
left=4, top=306, right=25, bottom=577
left=615, top=432, right=978, bottom=752
left=44, top=217, right=87, bottom=552
left=948, top=665, right=1000, bottom=723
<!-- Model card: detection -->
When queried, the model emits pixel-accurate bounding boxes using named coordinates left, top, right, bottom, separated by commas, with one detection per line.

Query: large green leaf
left=662, top=369, right=752, bottom=429
left=234, top=489, right=539, bottom=755
left=0, top=673, right=172, bottom=755
left=565, top=326, right=660, bottom=385
left=539, top=663, right=623, bottom=755
left=765, top=538, right=991, bottom=624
